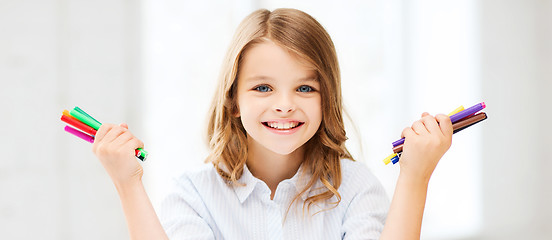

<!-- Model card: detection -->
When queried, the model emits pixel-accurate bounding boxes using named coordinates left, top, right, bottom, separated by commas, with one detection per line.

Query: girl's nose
left=275, top=106, right=294, bottom=113
left=274, top=94, right=296, bottom=113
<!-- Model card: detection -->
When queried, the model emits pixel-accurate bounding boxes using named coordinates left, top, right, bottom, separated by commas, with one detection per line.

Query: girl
left=92, top=8, right=452, bottom=240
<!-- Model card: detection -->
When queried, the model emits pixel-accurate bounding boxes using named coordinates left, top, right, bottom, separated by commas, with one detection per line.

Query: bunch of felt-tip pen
left=383, top=102, right=488, bottom=165
left=60, top=106, right=148, bottom=161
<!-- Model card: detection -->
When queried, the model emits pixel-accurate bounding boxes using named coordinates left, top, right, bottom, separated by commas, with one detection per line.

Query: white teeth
left=266, top=122, right=300, bottom=130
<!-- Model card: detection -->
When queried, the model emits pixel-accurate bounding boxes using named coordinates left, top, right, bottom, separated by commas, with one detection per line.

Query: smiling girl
left=92, top=8, right=452, bottom=240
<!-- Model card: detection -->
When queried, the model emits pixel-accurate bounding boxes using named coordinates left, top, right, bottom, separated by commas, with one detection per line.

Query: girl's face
left=235, top=41, right=322, bottom=156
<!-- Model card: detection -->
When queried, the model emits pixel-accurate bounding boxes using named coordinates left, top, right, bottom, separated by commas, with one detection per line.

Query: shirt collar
left=234, top=164, right=261, bottom=204
left=289, top=163, right=313, bottom=201
left=233, top=163, right=314, bottom=204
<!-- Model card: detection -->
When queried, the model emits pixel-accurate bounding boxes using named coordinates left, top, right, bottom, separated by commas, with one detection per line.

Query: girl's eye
left=254, top=85, right=272, bottom=92
left=297, top=85, right=314, bottom=93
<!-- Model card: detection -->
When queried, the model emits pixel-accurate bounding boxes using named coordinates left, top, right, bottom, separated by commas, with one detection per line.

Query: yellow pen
left=448, top=106, right=464, bottom=116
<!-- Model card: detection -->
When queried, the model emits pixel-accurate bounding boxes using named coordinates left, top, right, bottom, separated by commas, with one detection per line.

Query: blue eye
left=254, top=85, right=272, bottom=92
left=297, top=85, right=314, bottom=93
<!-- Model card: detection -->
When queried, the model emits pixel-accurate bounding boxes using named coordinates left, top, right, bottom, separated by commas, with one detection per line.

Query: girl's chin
left=263, top=143, right=304, bottom=156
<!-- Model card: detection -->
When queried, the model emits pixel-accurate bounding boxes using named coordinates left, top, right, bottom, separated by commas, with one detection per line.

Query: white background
left=1, top=0, right=551, bottom=239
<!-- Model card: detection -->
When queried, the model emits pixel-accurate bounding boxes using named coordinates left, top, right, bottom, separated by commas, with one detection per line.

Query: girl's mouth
left=262, top=121, right=304, bottom=130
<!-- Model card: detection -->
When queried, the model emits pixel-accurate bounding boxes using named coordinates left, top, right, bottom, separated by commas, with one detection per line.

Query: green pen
left=74, top=106, right=101, bottom=126
left=70, top=108, right=102, bottom=130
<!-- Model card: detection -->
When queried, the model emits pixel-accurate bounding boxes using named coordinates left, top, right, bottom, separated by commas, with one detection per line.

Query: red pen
left=61, top=111, right=97, bottom=136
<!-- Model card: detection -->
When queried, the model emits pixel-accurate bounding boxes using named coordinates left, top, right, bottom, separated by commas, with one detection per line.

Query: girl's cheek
left=302, top=98, right=322, bottom=118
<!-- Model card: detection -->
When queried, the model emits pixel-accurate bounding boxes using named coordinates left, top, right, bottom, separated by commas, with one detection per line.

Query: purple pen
left=64, top=125, right=95, bottom=143
left=391, top=102, right=486, bottom=147
left=391, top=138, right=405, bottom=148
left=449, top=102, right=486, bottom=123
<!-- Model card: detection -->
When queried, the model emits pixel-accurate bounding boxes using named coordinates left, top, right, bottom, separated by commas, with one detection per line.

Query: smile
left=262, top=121, right=304, bottom=130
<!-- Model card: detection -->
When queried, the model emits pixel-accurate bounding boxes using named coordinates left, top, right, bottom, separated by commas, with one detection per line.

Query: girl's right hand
left=92, top=123, right=145, bottom=187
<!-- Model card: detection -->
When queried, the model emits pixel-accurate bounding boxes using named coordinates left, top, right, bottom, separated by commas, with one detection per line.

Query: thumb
left=119, top=123, right=129, bottom=129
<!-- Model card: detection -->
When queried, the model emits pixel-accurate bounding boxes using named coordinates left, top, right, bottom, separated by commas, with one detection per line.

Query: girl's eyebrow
left=246, top=76, right=273, bottom=82
left=246, top=75, right=318, bottom=82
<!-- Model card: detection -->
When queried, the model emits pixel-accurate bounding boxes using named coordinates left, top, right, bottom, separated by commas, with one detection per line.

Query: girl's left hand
left=398, top=112, right=453, bottom=183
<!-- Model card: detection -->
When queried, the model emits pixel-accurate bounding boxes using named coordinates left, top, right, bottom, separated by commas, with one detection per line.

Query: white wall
left=479, top=0, right=552, bottom=239
left=0, top=0, right=142, bottom=238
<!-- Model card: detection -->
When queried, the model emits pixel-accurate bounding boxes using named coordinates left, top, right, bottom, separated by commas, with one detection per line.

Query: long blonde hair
left=206, top=8, right=354, bottom=214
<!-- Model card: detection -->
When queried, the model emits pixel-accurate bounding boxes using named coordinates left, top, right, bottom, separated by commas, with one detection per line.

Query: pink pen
left=64, top=125, right=94, bottom=143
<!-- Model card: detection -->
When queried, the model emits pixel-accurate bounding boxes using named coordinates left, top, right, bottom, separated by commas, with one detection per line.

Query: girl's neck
left=246, top=139, right=304, bottom=200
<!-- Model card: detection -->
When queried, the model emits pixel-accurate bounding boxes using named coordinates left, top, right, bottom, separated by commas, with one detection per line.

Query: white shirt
left=159, top=159, right=389, bottom=240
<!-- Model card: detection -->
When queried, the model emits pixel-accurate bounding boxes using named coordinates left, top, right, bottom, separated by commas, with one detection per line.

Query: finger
left=435, top=114, right=453, bottom=137
left=401, top=127, right=410, bottom=138
left=110, top=130, right=144, bottom=155
left=100, top=126, right=128, bottom=144
left=119, top=138, right=145, bottom=159
left=411, top=120, right=429, bottom=135
left=110, top=130, right=134, bottom=147
left=124, top=138, right=144, bottom=152
left=94, top=124, right=115, bottom=145
left=421, top=114, right=441, bottom=135
left=120, top=123, right=129, bottom=129
left=421, top=112, right=430, bottom=118
left=402, top=127, right=416, bottom=141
